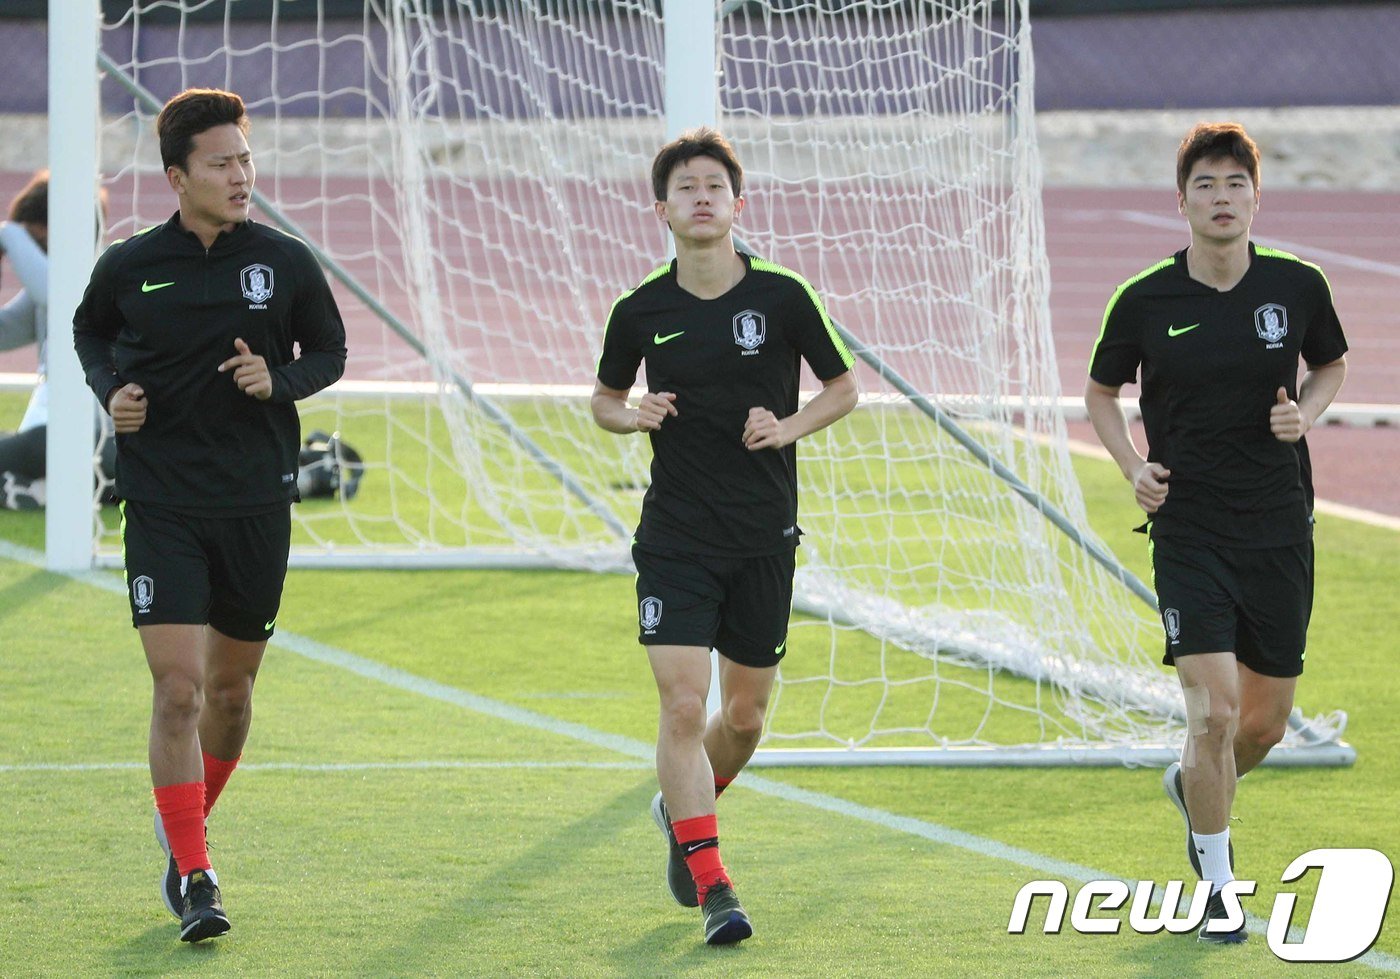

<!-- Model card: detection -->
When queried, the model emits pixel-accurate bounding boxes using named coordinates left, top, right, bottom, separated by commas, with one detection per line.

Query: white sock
left=180, top=866, right=219, bottom=895
left=1192, top=828, right=1233, bottom=894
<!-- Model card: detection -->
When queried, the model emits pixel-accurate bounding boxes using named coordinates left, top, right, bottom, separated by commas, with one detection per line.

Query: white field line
left=0, top=760, right=650, bottom=774
left=1, top=537, right=1397, bottom=972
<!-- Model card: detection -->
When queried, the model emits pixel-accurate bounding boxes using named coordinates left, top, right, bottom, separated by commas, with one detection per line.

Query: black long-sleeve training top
left=73, top=213, right=347, bottom=509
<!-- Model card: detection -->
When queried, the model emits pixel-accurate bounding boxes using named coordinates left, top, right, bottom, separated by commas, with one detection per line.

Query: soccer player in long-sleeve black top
left=72, top=88, right=346, bottom=943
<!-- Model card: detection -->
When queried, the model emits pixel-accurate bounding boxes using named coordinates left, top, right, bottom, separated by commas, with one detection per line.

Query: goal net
left=85, top=0, right=1349, bottom=763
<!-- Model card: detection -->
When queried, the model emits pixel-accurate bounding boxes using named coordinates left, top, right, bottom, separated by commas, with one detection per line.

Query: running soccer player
left=73, top=88, right=347, bottom=943
left=592, top=127, right=857, bottom=946
left=1084, top=122, right=1347, bottom=944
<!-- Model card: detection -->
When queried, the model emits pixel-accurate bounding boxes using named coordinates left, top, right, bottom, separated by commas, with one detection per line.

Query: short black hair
left=157, top=88, right=250, bottom=172
left=650, top=127, right=743, bottom=203
left=1176, top=122, right=1260, bottom=195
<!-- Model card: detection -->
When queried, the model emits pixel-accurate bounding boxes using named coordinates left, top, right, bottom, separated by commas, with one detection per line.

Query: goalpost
left=48, top=0, right=1352, bottom=766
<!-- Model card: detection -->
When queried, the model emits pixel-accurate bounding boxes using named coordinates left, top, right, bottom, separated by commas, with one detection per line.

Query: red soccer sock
left=202, top=751, right=241, bottom=818
left=672, top=814, right=729, bottom=903
left=714, top=775, right=734, bottom=798
left=154, top=781, right=210, bottom=877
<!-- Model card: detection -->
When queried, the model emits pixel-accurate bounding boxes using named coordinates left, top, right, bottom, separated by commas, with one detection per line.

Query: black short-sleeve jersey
left=1089, top=243, right=1348, bottom=547
left=73, top=214, right=347, bottom=510
left=596, top=254, right=855, bottom=557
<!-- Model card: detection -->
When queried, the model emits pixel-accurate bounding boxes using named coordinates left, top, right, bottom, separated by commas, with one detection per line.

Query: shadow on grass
left=344, top=779, right=671, bottom=975
left=611, top=920, right=754, bottom=974
left=109, top=923, right=228, bottom=972
left=0, top=507, right=46, bottom=553
left=0, top=565, right=67, bottom=625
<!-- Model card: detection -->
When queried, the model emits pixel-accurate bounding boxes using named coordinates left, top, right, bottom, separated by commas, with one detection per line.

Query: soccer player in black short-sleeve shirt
left=592, top=128, right=856, bottom=945
left=72, top=89, right=346, bottom=943
left=1085, top=123, right=1347, bottom=944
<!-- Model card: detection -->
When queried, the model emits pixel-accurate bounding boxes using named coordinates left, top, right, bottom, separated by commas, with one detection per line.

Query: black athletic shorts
left=120, top=500, right=292, bottom=642
left=632, top=542, right=795, bottom=669
left=1150, top=530, right=1314, bottom=678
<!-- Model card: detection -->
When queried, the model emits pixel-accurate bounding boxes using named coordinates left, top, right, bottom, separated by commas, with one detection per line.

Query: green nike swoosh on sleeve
left=653, top=331, right=685, bottom=345
left=141, top=280, right=175, bottom=293
left=1167, top=323, right=1201, bottom=337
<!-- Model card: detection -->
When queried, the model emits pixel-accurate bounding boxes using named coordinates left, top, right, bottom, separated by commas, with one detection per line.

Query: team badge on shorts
left=1162, top=607, right=1181, bottom=645
left=241, top=263, right=275, bottom=305
left=132, top=574, right=155, bottom=613
left=640, top=596, right=663, bottom=634
left=733, top=309, right=766, bottom=352
left=1254, top=303, right=1287, bottom=346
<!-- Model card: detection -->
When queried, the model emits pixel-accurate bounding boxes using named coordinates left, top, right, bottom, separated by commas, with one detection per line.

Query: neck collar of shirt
left=1175, top=240, right=1256, bottom=292
left=165, top=210, right=252, bottom=253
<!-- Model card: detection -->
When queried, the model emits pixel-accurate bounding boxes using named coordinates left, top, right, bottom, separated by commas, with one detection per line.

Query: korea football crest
left=733, top=309, right=766, bottom=355
left=1254, top=303, right=1287, bottom=348
left=639, top=596, right=663, bottom=635
left=1162, top=607, right=1181, bottom=646
left=241, top=263, right=274, bottom=308
left=132, top=575, right=155, bottom=613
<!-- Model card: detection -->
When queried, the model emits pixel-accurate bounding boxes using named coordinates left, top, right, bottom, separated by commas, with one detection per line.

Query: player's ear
left=654, top=200, right=670, bottom=228
left=733, top=195, right=744, bottom=219
left=166, top=165, right=185, bottom=195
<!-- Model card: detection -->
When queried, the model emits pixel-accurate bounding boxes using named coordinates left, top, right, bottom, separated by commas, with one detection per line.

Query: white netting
left=86, top=0, right=1344, bottom=759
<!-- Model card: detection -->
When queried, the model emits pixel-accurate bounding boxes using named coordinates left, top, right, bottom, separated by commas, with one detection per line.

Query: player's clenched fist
left=107, top=382, right=147, bottom=434
left=1269, top=386, right=1308, bottom=443
left=743, top=406, right=789, bottom=451
left=1132, top=461, right=1171, bottom=514
left=635, top=391, right=678, bottom=432
left=219, top=336, right=273, bottom=400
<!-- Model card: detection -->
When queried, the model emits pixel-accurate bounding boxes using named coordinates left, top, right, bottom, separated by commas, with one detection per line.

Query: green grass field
left=1, top=391, right=1397, bottom=976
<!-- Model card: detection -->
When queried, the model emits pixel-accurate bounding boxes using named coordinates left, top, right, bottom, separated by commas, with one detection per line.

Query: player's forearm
left=1084, top=384, right=1145, bottom=481
left=72, top=326, right=122, bottom=412
left=1297, top=358, right=1347, bottom=429
left=591, top=393, right=638, bottom=434
left=269, top=348, right=347, bottom=403
left=784, top=372, right=857, bottom=442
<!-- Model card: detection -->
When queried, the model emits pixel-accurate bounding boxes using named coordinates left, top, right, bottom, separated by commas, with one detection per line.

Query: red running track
left=2, top=173, right=1394, bottom=516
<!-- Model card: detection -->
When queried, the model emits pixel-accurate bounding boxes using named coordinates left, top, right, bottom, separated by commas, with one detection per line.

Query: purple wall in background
left=1031, top=4, right=1400, bottom=110
left=2, top=4, right=1397, bottom=117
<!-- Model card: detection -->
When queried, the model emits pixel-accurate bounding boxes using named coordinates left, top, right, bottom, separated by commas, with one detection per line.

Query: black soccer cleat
left=650, top=791, right=699, bottom=908
left=700, top=880, right=752, bottom=946
left=154, top=810, right=183, bottom=920
left=179, top=868, right=231, bottom=943
left=1197, top=889, right=1248, bottom=944
left=1163, top=761, right=1233, bottom=878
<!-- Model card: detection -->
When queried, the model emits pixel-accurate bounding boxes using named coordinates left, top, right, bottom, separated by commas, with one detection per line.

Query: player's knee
left=152, top=675, right=203, bottom=728
left=722, top=701, right=766, bottom=743
left=658, top=691, right=707, bottom=739
left=1239, top=715, right=1286, bottom=751
left=1202, top=700, right=1240, bottom=740
left=205, top=676, right=254, bottom=718
left=1184, top=684, right=1238, bottom=744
